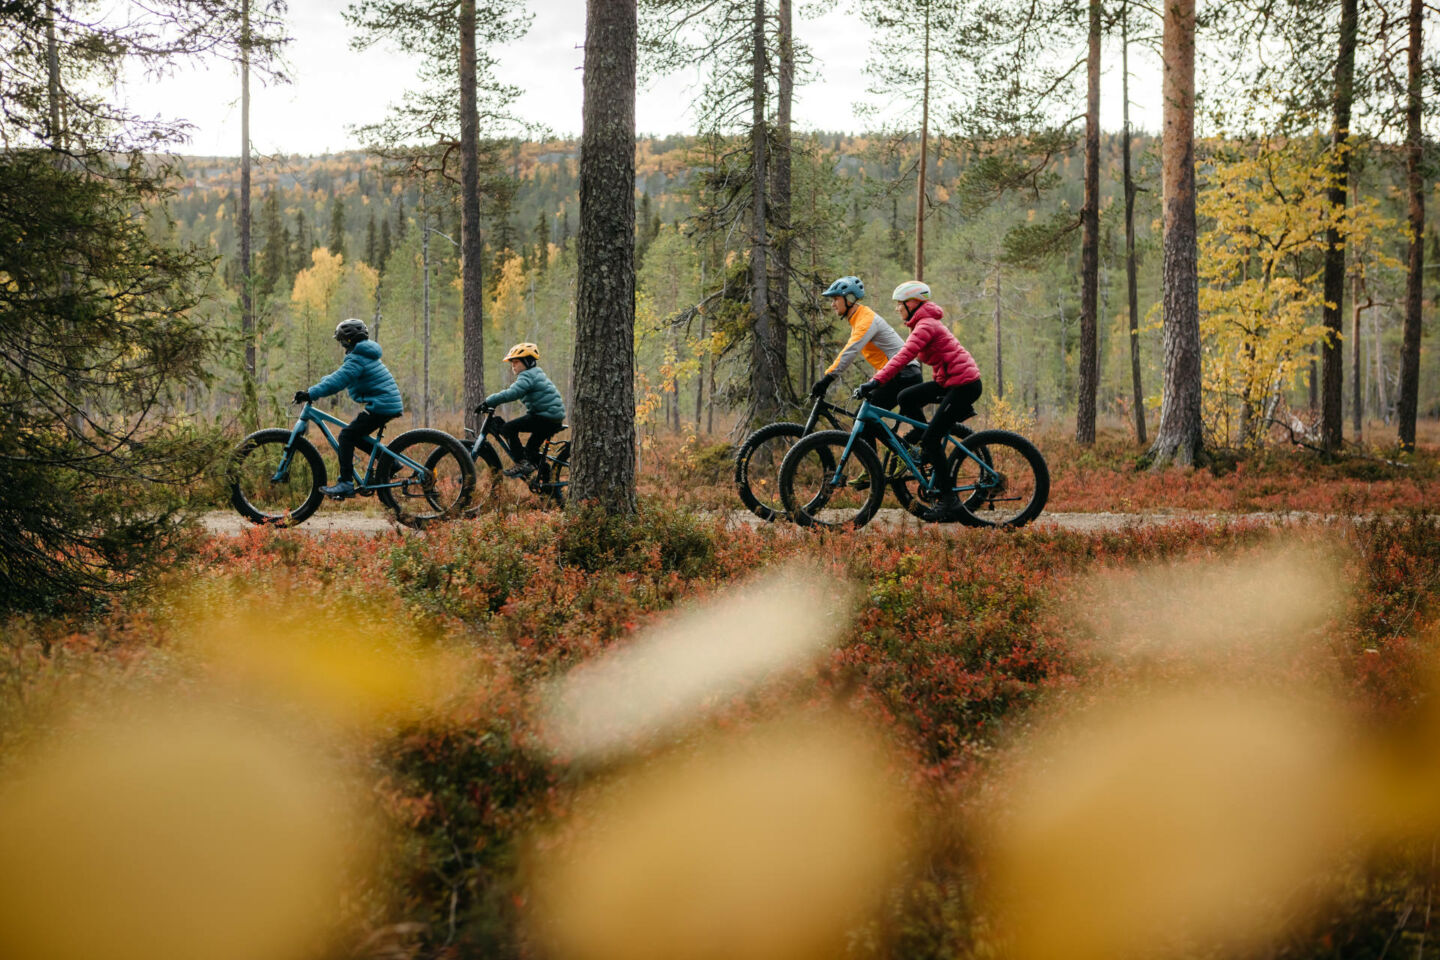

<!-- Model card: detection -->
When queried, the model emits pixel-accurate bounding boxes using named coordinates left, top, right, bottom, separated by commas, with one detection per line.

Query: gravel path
left=201, top=508, right=1318, bottom=537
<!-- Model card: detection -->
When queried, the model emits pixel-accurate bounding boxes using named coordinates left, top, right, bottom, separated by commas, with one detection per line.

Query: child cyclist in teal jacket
left=480, top=342, right=566, bottom=478
left=293, top=318, right=403, bottom=500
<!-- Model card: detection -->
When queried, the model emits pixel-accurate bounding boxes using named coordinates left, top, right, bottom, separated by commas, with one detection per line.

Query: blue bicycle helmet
left=821, top=276, right=865, bottom=300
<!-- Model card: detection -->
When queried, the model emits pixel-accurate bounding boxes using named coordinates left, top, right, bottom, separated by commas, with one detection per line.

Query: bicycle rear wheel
left=951, top=430, right=1049, bottom=528
left=377, top=428, right=476, bottom=529
left=228, top=429, right=325, bottom=527
left=778, top=430, right=885, bottom=530
left=534, top=452, right=568, bottom=509
left=734, top=421, right=805, bottom=522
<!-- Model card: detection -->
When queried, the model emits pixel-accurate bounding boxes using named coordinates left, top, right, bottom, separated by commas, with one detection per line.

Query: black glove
left=293, top=390, right=311, bottom=404
left=856, top=379, right=879, bottom=398
left=809, top=373, right=836, bottom=398
left=475, top=402, right=492, bottom=415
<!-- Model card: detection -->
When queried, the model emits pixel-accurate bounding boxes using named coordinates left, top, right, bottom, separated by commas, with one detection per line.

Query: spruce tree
left=328, top=195, right=347, bottom=258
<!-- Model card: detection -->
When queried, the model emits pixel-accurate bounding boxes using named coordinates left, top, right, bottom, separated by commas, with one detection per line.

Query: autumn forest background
left=9, top=2, right=1440, bottom=960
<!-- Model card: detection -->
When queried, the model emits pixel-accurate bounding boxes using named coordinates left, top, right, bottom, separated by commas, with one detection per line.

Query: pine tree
left=534, top=208, right=550, bottom=272
left=328, top=195, right=346, bottom=258
left=572, top=0, right=638, bottom=513
left=366, top=212, right=378, bottom=264
left=258, top=188, right=286, bottom=296
left=379, top=217, right=392, bottom=268
left=291, top=210, right=310, bottom=274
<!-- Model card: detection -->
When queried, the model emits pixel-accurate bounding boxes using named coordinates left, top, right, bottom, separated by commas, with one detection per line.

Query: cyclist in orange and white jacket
left=809, top=276, right=924, bottom=439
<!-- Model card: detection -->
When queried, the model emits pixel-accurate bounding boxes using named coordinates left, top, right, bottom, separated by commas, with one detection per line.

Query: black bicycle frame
left=469, top=409, right=568, bottom=489
left=801, top=397, right=855, bottom=434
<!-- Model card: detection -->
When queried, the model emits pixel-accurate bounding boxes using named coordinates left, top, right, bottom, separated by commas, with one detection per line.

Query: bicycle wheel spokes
left=382, top=428, right=476, bottom=528
left=952, top=430, right=1049, bottom=528
left=779, top=430, right=883, bottom=529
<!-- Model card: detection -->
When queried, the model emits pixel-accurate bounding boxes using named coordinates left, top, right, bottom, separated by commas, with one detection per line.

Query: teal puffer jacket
left=485, top=366, right=566, bottom=420
left=308, top=340, right=404, bottom=415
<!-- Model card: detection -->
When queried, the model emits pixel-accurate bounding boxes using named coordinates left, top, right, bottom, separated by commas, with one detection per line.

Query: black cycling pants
left=338, top=409, right=398, bottom=482
left=502, top=414, right=564, bottom=465
left=897, top=379, right=983, bottom=490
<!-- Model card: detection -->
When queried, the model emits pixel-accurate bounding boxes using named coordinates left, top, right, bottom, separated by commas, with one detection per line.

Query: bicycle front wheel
left=778, top=429, right=884, bottom=530
left=951, top=430, right=1049, bottom=528
left=734, top=421, right=805, bottom=522
left=228, top=429, right=325, bottom=527
left=378, top=428, right=476, bottom=529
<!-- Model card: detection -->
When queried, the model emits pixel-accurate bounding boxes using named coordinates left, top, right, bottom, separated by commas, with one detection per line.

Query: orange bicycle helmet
left=503, top=342, right=541, bottom=362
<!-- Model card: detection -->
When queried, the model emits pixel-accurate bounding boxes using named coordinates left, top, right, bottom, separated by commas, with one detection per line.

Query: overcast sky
left=120, top=0, right=1165, bottom=157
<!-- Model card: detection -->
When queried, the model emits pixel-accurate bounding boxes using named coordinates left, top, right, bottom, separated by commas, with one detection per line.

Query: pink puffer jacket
left=873, top=302, right=980, bottom=387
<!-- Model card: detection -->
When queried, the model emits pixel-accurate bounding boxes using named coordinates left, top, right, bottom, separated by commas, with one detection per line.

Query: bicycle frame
left=801, top=397, right=856, bottom=434
left=281, top=403, right=429, bottom=491
left=833, top=398, right=998, bottom=495
left=469, top=410, right=569, bottom=493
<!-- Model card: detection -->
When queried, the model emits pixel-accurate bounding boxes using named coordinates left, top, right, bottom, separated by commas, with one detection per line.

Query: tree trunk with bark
left=1321, top=0, right=1357, bottom=452
left=1397, top=0, right=1425, bottom=451
left=748, top=0, right=782, bottom=427
left=570, top=0, right=637, bottom=513
left=1149, top=0, right=1204, bottom=468
left=915, top=4, right=930, bottom=280
left=240, top=0, right=254, bottom=382
left=460, top=0, right=487, bottom=436
left=1076, top=0, right=1101, bottom=445
left=769, top=0, right=793, bottom=401
left=1352, top=268, right=1365, bottom=436
left=993, top=267, right=1003, bottom=398
left=1122, top=0, right=1146, bottom=444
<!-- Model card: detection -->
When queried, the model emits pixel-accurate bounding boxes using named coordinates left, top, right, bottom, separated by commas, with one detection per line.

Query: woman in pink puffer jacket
left=859, top=280, right=983, bottom=521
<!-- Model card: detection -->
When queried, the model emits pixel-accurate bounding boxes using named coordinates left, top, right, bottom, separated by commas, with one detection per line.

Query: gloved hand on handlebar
left=809, top=373, right=836, bottom=398
left=474, top=402, right=492, bottom=414
left=855, top=379, right=879, bottom=399
left=293, top=390, right=311, bottom=404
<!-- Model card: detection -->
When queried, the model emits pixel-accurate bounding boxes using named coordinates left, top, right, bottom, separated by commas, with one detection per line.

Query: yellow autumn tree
left=291, top=248, right=345, bottom=385
left=290, top=249, right=379, bottom=387
left=1197, top=138, right=1398, bottom=446
left=490, top=252, right=528, bottom=337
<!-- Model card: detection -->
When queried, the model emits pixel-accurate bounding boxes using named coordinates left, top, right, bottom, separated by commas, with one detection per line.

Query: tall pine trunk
left=571, top=0, right=637, bottom=513
left=1321, top=0, right=1357, bottom=452
left=1149, top=0, right=1204, bottom=468
left=1352, top=268, right=1364, bottom=436
left=915, top=4, right=930, bottom=280
left=748, top=0, right=781, bottom=426
left=1076, top=0, right=1101, bottom=445
left=769, top=0, right=793, bottom=399
left=240, top=0, right=255, bottom=384
left=993, top=267, right=1003, bottom=398
left=1397, top=0, right=1425, bottom=450
left=1122, top=0, right=1146, bottom=444
left=460, top=0, right=487, bottom=436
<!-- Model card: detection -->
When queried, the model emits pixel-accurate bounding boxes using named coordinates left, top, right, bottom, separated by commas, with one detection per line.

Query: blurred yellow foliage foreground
left=4, top=540, right=1440, bottom=960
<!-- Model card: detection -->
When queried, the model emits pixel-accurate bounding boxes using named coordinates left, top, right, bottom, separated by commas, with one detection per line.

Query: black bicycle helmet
left=333, top=318, right=369, bottom=348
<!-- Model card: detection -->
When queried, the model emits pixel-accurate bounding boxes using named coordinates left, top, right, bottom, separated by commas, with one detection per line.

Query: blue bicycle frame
left=833, top=397, right=999, bottom=495
left=279, top=403, right=429, bottom=491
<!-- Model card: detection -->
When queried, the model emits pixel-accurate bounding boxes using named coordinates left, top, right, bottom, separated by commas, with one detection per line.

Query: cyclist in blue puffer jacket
left=293, top=318, right=403, bottom=499
left=481, top=342, right=566, bottom=478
